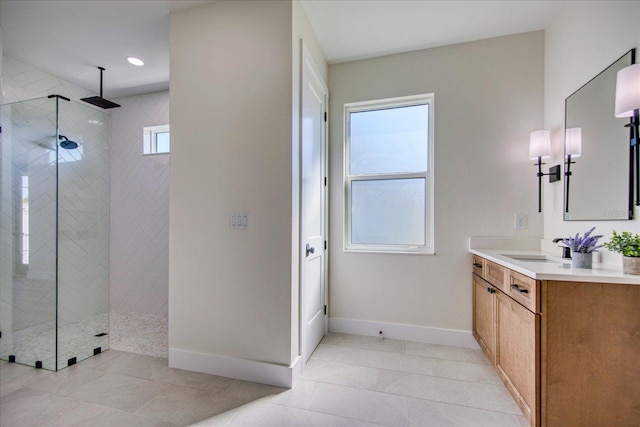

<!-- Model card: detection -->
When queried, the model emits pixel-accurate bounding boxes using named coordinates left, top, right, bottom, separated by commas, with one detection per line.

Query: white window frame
left=21, top=175, right=29, bottom=266
left=143, top=124, right=170, bottom=155
left=343, top=94, right=435, bottom=254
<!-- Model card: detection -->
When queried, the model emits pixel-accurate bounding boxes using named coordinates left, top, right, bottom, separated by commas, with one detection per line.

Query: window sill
left=344, top=247, right=435, bottom=255
left=142, top=152, right=170, bottom=157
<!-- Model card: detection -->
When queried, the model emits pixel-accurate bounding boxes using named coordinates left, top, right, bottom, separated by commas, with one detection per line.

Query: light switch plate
left=514, top=213, right=527, bottom=230
left=230, top=212, right=249, bottom=230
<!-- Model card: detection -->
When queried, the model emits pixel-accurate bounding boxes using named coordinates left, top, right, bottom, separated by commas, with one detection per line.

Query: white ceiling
left=301, top=0, right=569, bottom=64
left=0, top=0, right=570, bottom=98
left=0, top=0, right=212, bottom=98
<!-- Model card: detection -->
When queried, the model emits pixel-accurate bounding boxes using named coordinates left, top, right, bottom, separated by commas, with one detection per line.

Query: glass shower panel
left=56, top=100, right=110, bottom=369
left=0, top=97, right=58, bottom=370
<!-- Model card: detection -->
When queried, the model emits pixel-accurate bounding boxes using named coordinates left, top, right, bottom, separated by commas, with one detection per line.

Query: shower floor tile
left=109, top=310, right=168, bottom=358
left=0, top=312, right=109, bottom=370
left=0, top=310, right=168, bottom=369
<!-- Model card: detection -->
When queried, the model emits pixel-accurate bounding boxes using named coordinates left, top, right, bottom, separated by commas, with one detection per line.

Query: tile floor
left=0, top=333, right=527, bottom=426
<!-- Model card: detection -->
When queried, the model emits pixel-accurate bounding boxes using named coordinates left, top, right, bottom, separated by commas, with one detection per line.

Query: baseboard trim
left=169, top=349, right=301, bottom=388
left=329, top=317, right=479, bottom=349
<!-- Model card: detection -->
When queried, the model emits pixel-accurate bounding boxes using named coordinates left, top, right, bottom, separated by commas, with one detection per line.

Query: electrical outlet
left=514, top=213, right=527, bottom=230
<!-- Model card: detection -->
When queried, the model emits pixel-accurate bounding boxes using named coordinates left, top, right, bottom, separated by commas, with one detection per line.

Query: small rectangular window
left=344, top=94, right=434, bottom=254
left=21, top=175, right=29, bottom=265
left=143, top=124, right=170, bottom=155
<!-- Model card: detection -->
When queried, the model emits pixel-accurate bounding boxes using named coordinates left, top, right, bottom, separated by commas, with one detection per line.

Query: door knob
left=306, top=243, right=315, bottom=257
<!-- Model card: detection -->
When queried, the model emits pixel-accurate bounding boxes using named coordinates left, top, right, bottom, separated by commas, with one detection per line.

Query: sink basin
left=502, top=254, right=562, bottom=263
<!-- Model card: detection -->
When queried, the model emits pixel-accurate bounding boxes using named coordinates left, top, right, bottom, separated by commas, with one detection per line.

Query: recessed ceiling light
left=127, top=56, right=144, bottom=66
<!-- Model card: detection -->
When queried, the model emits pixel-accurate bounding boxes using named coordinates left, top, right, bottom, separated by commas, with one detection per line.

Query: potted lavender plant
left=561, top=227, right=602, bottom=269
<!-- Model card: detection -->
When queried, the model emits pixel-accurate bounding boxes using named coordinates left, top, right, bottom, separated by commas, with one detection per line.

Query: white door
left=301, top=43, right=328, bottom=364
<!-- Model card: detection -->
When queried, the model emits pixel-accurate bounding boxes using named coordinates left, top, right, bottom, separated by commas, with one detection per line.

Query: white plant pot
left=622, top=256, right=640, bottom=275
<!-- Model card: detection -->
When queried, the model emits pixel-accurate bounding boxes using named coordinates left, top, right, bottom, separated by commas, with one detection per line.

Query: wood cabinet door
left=473, top=274, right=496, bottom=364
left=496, top=291, right=539, bottom=427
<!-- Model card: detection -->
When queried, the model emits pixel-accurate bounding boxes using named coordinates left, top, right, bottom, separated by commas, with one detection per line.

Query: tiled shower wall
left=109, top=91, right=169, bottom=316
left=2, top=55, right=170, bottom=322
left=2, top=56, right=93, bottom=104
left=1, top=56, right=109, bottom=331
left=0, top=55, right=91, bottom=330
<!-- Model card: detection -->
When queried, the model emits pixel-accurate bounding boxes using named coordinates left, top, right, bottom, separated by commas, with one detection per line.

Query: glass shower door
left=56, top=99, right=110, bottom=369
left=0, top=97, right=58, bottom=370
left=0, top=96, right=110, bottom=371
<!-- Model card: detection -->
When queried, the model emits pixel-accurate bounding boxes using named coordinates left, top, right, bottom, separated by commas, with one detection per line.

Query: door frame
left=299, top=40, right=329, bottom=369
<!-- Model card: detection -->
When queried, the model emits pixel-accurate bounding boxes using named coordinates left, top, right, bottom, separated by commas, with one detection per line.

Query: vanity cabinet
left=472, top=255, right=640, bottom=427
left=541, top=280, right=640, bottom=426
left=472, top=259, right=539, bottom=426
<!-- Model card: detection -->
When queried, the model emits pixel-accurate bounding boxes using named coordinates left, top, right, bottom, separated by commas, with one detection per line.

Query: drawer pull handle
left=486, top=287, right=496, bottom=294
left=511, top=284, right=529, bottom=294
left=473, top=263, right=483, bottom=268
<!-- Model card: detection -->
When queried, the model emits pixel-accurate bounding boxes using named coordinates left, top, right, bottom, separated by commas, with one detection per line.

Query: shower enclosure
left=0, top=95, right=110, bottom=371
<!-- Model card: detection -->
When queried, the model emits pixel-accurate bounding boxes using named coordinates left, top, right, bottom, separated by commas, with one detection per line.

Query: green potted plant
left=603, top=231, right=640, bottom=275
left=561, top=227, right=602, bottom=269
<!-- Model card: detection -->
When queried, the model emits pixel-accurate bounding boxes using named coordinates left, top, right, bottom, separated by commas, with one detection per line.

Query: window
left=21, top=175, right=29, bottom=265
left=143, top=124, right=170, bottom=155
left=344, top=94, right=434, bottom=254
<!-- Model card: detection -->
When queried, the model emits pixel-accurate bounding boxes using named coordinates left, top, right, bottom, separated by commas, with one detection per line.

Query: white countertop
left=470, top=248, right=640, bottom=285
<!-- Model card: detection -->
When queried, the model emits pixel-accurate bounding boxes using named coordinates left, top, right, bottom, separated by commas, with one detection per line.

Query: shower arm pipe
left=47, top=95, right=71, bottom=150
left=98, top=67, right=105, bottom=98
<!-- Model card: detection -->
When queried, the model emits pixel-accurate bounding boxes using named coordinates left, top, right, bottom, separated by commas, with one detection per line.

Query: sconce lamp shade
left=565, top=127, right=582, bottom=158
left=529, top=130, right=551, bottom=160
left=615, top=63, right=640, bottom=118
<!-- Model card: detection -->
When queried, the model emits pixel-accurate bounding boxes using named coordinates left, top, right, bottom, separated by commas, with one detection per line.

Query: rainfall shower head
left=59, top=135, right=78, bottom=150
left=81, top=67, right=121, bottom=109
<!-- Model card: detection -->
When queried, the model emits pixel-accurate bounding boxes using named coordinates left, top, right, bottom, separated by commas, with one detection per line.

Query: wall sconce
left=530, top=130, right=561, bottom=213
left=615, top=62, right=640, bottom=207
left=564, top=127, right=582, bottom=213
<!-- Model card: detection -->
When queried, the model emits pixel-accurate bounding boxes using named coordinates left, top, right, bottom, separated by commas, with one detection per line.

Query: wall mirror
left=564, top=49, right=634, bottom=221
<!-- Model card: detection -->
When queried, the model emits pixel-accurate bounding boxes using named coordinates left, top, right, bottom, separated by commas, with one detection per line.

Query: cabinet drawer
left=484, top=260, right=507, bottom=291
left=507, top=269, right=538, bottom=313
left=472, top=255, right=484, bottom=276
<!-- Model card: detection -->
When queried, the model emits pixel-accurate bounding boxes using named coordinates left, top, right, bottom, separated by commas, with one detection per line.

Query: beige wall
left=0, top=27, right=3, bottom=104
left=170, top=0, right=296, bottom=366
left=544, top=1, right=640, bottom=262
left=328, top=32, right=545, bottom=332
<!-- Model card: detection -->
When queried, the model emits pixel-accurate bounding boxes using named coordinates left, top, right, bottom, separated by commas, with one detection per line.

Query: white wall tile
left=109, top=91, right=169, bottom=316
left=1, top=56, right=109, bottom=336
left=2, top=55, right=93, bottom=103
